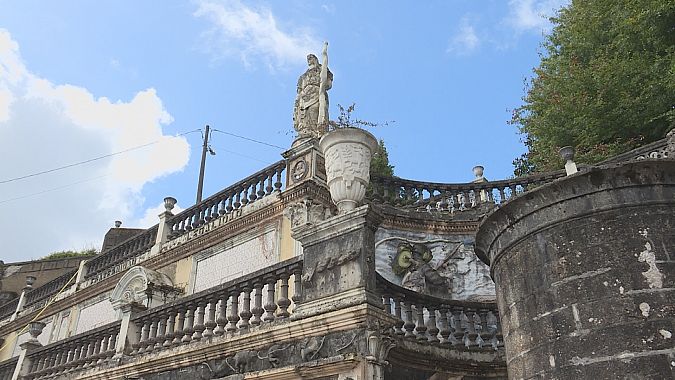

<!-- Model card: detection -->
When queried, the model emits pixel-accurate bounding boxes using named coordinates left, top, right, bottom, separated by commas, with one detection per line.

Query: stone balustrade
left=23, top=271, right=77, bottom=311
left=376, top=274, right=503, bottom=350
left=83, top=226, right=158, bottom=281
left=0, top=357, right=18, bottom=380
left=0, top=298, right=19, bottom=320
left=369, top=170, right=565, bottom=212
left=23, top=321, right=120, bottom=380
left=167, top=160, right=286, bottom=240
left=598, top=136, right=670, bottom=164
left=128, top=256, right=302, bottom=356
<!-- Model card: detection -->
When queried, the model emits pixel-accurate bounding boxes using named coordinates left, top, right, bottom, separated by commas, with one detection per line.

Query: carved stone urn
left=319, top=127, right=378, bottom=213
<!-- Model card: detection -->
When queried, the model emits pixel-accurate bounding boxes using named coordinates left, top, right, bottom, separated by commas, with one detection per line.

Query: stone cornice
left=375, top=204, right=481, bottom=235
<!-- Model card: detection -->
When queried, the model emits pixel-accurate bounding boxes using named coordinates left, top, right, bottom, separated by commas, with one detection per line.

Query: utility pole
left=196, top=124, right=210, bottom=203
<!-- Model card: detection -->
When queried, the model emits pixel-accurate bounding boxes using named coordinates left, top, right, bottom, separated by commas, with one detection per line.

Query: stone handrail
left=376, top=273, right=503, bottom=350
left=129, top=255, right=302, bottom=356
left=24, top=320, right=121, bottom=380
left=369, top=170, right=566, bottom=212
left=0, top=356, right=18, bottom=380
left=23, top=270, right=77, bottom=311
left=83, top=226, right=157, bottom=281
left=166, top=160, right=286, bottom=240
left=598, top=136, right=670, bottom=164
left=0, top=298, right=19, bottom=320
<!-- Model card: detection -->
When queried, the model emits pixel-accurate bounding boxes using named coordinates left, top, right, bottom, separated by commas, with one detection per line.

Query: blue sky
left=0, top=0, right=566, bottom=261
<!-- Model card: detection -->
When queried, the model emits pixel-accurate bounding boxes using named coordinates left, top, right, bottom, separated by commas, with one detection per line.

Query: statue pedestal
left=283, top=138, right=327, bottom=189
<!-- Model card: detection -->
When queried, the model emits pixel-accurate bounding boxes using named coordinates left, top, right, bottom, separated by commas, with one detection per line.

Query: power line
left=0, top=175, right=108, bottom=204
left=0, top=129, right=201, bottom=184
left=211, top=129, right=286, bottom=150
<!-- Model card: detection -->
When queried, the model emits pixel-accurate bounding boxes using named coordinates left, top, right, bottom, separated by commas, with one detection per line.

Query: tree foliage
left=512, top=0, right=675, bottom=175
left=43, top=248, right=97, bottom=260
left=329, top=103, right=395, bottom=177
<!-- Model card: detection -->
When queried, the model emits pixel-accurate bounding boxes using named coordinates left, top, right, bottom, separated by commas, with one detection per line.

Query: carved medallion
left=291, top=159, right=309, bottom=182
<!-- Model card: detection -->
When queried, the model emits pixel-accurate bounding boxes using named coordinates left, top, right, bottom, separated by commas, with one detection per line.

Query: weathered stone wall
left=476, top=160, right=675, bottom=379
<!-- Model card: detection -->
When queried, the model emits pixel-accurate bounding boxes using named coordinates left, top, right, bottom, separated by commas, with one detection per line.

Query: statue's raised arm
left=293, top=43, right=333, bottom=140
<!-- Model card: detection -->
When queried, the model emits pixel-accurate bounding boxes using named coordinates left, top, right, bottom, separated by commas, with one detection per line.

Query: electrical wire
left=0, top=129, right=201, bottom=184
left=211, top=129, right=285, bottom=150
left=0, top=175, right=109, bottom=204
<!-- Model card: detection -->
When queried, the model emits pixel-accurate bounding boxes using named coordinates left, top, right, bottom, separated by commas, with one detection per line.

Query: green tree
left=43, top=248, right=97, bottom=260
left=511, top=0, right=675, bottom=175
left=371, top=139, right=395, bottom=178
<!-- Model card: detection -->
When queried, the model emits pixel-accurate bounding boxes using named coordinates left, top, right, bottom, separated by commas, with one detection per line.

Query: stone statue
left=293, top=42, right=333, bottom=139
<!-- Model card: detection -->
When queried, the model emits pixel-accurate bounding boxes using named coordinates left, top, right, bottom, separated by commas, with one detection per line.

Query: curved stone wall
left=475, top=160, right=675, bottom=379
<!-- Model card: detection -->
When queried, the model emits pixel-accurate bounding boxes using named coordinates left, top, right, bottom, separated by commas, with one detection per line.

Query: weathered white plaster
left=638, top=242, right=663, bottom=289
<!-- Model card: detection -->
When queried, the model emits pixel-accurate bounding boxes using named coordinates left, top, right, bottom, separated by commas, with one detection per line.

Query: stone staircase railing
left=128, top=255, right=301, bottom=356
left=0, top=298, right=19, bottom=320
left=0, top=356, right=18, bottom=380
left=598, top=136, right=670, bottom=164
left=376, top=273, right=503, bottom=350
left=166, top=160, right=286, bottom=240
left=369, top=170, right=565, bottom=212
left=24, top=321, right=120, bottom=380
left=23, top=271, right=77, bottom=312
left=83, top=226, right=157, bottom=281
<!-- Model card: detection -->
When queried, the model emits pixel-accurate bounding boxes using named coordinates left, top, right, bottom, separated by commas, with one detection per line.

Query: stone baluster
left=137, top=321, right=150, bottom=354
left=154, top=315, right=167, bottom=350
left=251, top=282, right=264, bottom=326
left=203, top=299, right=217, bottom=339
left=427, top=306, right=440, bottom=344
left=107, top=331, right=118, bottom=358
left=451, top=308, right=464, bottom=346
left=146, top=319, right=158, bottom=352
left=414, top=304, right=427, bottom=341
left=130, top=325, right=142, bottom=355
left=274, top=168, right=283, bottom=191
left=240, top=184, right=249, bottom=206
left=181, top=305, right=195, bottom=344
left=393, top=297, right=405, bottom=336
left=226, top=194, right=234, bottom=213
left=465, top=308, right=478, bottom=348
left=257, top=176, right=266, bottom=198
left=262, top=278, right=277, bottom=322
left=87, top=338, right=100, bottom=367
left=164, top=312, right=176, bottom=348
left=382, top=293, right=392, bottom=314
left=172, top=310, right=185, bottom=346
left=477, top=309, right=490, bottom=348
left=218, top=197, right=227, bottom=215
left=192, top=302, right=206, bottom=341
left=265, top=171, right=274, bottom=195
left=291, top=268, right=302, bottom=304
left=438, top=308, right=451, bottom=345
left=233, top=190, right=242, bottom=210
left=403, top=302, right=416, bottom=339
left=95, top=335, right=108, bottom=363
left=239, top=285, right=252, bottom=330
left=214, top=293, right=227, bottom=336
left=248, top=182, right=257, bottom=203
left=277, top=273, right=291, bottom=319
left=226, top=289, right=240, bottom=332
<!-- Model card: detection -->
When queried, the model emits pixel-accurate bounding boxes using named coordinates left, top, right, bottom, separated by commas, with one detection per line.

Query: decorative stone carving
left=375, top=232, right=496, bottom=301
left=301, top=249, right=361, bottom=286
left=300, top=335, right=326, bottom=361
left=109, top=266, right=179, bottom=311
left=257, top=344, right=293, bottom=368
left=225, top=350, right=258, bottom=374
left=294, top=43, right=333, bottom=139
left=319, top=128, right=378, bottom=213
left=284, top=200, right=331, bottom=228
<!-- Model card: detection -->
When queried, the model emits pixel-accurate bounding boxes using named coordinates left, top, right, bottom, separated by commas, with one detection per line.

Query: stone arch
left=109, top=266, right=173, bottom=311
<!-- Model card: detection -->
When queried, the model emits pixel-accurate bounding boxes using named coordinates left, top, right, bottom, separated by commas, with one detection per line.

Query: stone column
left=114, top=303, right=146, bottom=357
left=291, top=205, right=383, bottom=318
left=150, top=197, right=176, bottom=256
left=475, top=160, right=675, bottom=379
left=11, top=321, right=45, bottom=380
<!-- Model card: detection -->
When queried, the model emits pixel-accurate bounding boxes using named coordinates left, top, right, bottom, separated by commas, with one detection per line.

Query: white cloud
left=506, top=0, right=568, bottom=33
left=137, top=201, right=184, bottom=228
left=0, top=29, right=190, bottom=261
left=194, top=0, right=320, bottom=68
left=447, top=18, right=480, bottom=56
